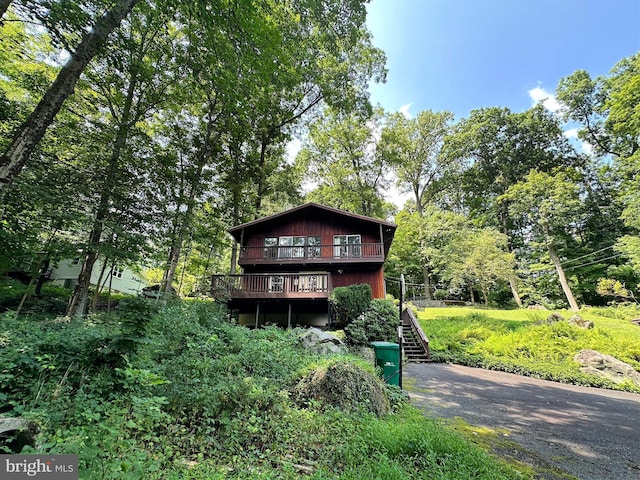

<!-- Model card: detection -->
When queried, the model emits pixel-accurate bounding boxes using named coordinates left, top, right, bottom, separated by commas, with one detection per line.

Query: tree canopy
left=1, top=2, right=638, bottom=311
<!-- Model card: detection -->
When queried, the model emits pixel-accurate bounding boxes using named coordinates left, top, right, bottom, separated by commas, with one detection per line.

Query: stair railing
left=402, top=308, right=430, bottom=359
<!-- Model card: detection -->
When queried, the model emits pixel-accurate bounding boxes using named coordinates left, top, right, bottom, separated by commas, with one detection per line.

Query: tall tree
left=297, top=108, right=392, bottom=218
left=378, top=109, right=457, bottom=298
left=444, top=105, right=580, bottom=306
left=442, top=227, right=515, bottom=306
left=152, top=0, right=386, bottom=281
left=558, top=53, right=640, bottom=279
left=379, top=110, right=456, bottom=214
left=500, top=169, right=584, bottom=311
left=66, top=5, right=175, bottom=316
left=0, top=0, right=140, bottom=192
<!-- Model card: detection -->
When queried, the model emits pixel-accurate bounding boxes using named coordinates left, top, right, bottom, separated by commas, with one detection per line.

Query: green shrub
left=344, top=298, right=398, bottom=347
left=0, top=279, right=71, bottom=314
left=433, top=289, right=448, bottom=300
left=582, top=302, right=640, bottom=320
left=292, top=361, right=390, bottom=416
left=99, top=297, right=159, bottom=365
left=0, top=279, right=28, bottom=310
left=1, top=301, right=526, bottom=479
left=329, top=283, right=372, bottom=328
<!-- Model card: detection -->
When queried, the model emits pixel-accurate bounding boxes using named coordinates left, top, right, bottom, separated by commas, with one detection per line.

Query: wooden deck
left=238, top=243, right=384, bottom=265
left=211, top=273, right=332, bottom=300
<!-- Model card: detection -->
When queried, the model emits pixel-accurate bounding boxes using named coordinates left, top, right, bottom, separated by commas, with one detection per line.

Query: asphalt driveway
left=404, top=363, right=640, bottom=480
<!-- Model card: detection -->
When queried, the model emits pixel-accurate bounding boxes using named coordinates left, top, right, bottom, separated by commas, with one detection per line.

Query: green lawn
left=418, top=306, right=640, bottom=393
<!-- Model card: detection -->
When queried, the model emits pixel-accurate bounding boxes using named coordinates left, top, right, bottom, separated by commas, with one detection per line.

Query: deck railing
left=211, top=272, right=332, bottom=300
left=238, top=243, right=384, bottom=264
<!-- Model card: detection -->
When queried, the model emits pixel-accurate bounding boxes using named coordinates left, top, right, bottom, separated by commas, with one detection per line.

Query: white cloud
left=398, top=103, right=413, bottom=118
left=563, top=128, right=593, bottom=154
left=580, top=141, right=593, bottom=155
left=563, top=128, right=579, bottom=139
left=528, top=86, right=562, bottom=114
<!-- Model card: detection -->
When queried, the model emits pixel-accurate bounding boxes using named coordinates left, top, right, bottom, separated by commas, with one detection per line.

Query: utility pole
left=398, top=274, right=405, bottom=389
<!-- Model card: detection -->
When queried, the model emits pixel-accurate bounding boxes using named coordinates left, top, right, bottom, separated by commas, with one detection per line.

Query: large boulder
left=292, top=362, right=390, bottom=416
left=568, top=314, right=594, bottom=329
left=298, top=328, right=347, bottom=355
left=574, top=349, right=640, bottom=387
left=536, top=312, right=564, bottom=325
left=0, top=418, right=35, bottom=452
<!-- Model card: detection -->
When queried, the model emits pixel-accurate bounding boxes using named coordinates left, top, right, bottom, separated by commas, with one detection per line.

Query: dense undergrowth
left=420, top=306, right=640, bottom=393
left=1, top=299, right=525, bottom=479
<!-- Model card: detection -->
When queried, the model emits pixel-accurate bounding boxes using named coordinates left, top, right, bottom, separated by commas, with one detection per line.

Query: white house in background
left=48, top=258, right=147, bottom=295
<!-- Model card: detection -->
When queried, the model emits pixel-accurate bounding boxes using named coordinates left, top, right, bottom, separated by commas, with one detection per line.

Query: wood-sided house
left=211, top=203, right=396, bottom=328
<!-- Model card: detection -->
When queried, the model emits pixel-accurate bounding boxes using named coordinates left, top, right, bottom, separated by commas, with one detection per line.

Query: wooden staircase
left=402, top=308, right=431, bottom=363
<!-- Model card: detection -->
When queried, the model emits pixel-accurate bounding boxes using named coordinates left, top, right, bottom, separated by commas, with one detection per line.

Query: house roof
left=229, top=202, right=397, bottom=252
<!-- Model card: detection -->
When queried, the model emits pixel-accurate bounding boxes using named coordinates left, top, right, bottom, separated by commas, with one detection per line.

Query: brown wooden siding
left=332, top=268, right=386, bottom=298
left=243, top=216, right=382, bottom=249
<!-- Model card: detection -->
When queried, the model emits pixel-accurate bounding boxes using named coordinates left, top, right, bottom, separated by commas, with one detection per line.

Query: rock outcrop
left=574, top=349, right=640, bottom=387
left=568, top=314, right=594, bottom=329
left=298, top=328, right=347, bottom=355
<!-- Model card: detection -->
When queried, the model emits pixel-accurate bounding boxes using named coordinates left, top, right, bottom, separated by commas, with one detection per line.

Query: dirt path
left=404, top=363, right=640, bottom=480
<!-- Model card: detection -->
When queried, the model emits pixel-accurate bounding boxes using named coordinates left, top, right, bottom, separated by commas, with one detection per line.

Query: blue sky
left=366, top=0, right=640, bottom=120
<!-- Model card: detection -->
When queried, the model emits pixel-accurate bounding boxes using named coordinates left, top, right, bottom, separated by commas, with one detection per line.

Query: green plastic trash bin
left=371, top=341, right=400, bottom=386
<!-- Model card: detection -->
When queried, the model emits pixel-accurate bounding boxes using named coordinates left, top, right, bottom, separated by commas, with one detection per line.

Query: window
left=307, top=236, right=321, bottom=258
left=269, top=275, right=284, bottom=293
left=279, top=236, right=293, bottom=258
left=71, top=257, right=80, bottom=266
left=279, top=236, right=306, bottom=258
left=292, top=236, right=305, bottom=258
left=264, top=237, right=278, bottom=259
left=334, top=234, right=361, bottom=257
left=264, top=236, right=323, bottom=259
left=296, top=273, right=328, bottom=292
left=112, top=266, right=123, bottom=278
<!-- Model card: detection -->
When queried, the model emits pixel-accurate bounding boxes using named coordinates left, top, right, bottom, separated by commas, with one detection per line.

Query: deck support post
left=255, top=302, right=260, bottom=329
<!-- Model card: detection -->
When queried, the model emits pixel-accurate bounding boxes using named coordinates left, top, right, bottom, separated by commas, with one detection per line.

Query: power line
left=564, top=253, right=624, bottom=271
left=559, top=245, right=616, bottom=266
left=528, top=251, right=623, bottom=276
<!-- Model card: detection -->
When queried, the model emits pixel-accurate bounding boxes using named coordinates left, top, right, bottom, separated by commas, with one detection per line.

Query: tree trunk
left=547, top=241, right=580, bottom=312
left=509, top=277, right=523, bottom=308
left=0, top=0, right=140, bottom=193
left=107, top=263, right=115, bottom=312
left=481, top=286, right=489, bottom=306
left=65, top=38, right=141, bottom=317
left=16, top=270, right=37, bottom=316
left=34, top=257, right=50, bottom=296
left=422, top=265, right=434, bottom=301
left=254, top=137, right=270, bottom=215
left=0, top=0, right=12, bottom=20
left=162, top=242, right=182, bottom=298
left=91, top=260, right=110, bottom=311
left=230, top=243, right=238, bottom=275
left=66, top=250, right=98, bottom=317
left=414, top=185, right=423, bottom=215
